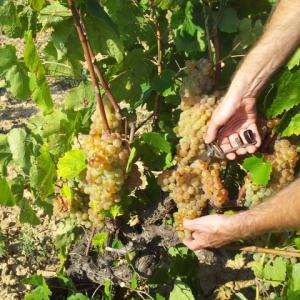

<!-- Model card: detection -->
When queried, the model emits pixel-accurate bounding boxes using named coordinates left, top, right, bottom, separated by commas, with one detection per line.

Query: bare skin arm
left=205, top=0, right=300, bottom=160
left=183, top=178, right=300, bottom=249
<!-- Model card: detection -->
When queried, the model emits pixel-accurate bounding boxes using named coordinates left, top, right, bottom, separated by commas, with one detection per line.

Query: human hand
left=205, top=95, right=261, bottom=160
left=182, top=214, right=244, bottom=250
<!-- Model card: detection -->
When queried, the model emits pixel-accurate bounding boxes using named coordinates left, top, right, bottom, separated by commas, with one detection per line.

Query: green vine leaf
left=219, top=7, right=239, bottom=33
left=0, top=45, right=30, bottom=99
left=278, top=106, right=300, bottom=137
left=24, top=30, right=53, bottom=114
left=19, top=198, right=41, bottom=225
left=266, top=69, right=300, bottom=118
left=7, top=128, right=29, bottom=170
left=64, top=82, right=95, bottom=110
left=67, top=294, right=90, bottom=300
left=39, top=2, right=71, bottom=27
left=242, top=155, right=272, bottom=186
left=0, top=177, right=16, bottom=206
left=23, top=275, right=51, bottom=300
left=92, top=232, right=108, bottom=250
left=30, top=146, right=56, bottom=198
left=263, top=257, right=286, bottom=286
left=287, top=48, right=300, bottom=70
left=29, top=0, right=46, bottom=11
left=57, top=149, right=86, bottom=179
left=133, top=132, right=175, bottom=171
left=0, top=134, right=12, bottom=176
left=169, top=278, right=195, bottom=300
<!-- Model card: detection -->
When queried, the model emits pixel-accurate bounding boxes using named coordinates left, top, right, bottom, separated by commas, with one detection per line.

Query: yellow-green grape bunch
left=244, top=139, right=299, bottom=208
left=53, top=190, right=92, bottom=228
left=180, top=59, right=215, bottom=97
left=159, top=160, right=228, bottom=240
left=80, top=110, right=129, bottom=228
left=174, top=92, right=223, bottom=165
left=265, top=139, right=299, bottom=189
left=243, top=177, right=273, bottom=208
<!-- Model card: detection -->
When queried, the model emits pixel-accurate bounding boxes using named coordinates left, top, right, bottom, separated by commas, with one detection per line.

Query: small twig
left=202, top=3, right=213, bottom=65
left=213, top=27, right=221, bottom=86
left=225, top=244, right=300, bottom=258
left=67, top=0, right=110, bottom=134
left=135, top=112, right=154, bottom=133
left=105, top=242, right=134, bottom=255
left=152, top=12, right=163, bottom=130
left=129, top=122, right=135, bottom=144
left=85, top=226, right=96, bottom=256
left=236, top=185, right=246, bottom=205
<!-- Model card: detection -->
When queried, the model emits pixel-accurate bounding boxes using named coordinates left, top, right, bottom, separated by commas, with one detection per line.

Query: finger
left=220, top=137, right=236, bottom=160
left=182, top=238, right=203, bottom=251
left=229, top=133, right=246, bottom=157
left=183, top=219, right=200, bottom=231
left=240, top=125, right=261, bottom=154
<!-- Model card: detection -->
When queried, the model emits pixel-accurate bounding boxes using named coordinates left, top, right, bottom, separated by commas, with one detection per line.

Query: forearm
left=228, top=0, right=300, bottom=99
left=232, top=178, right=300, bottom=239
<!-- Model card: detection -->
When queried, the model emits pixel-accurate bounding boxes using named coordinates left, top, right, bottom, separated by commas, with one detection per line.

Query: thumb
left=183, top=218, right=199, bottom=231
left=204, top=120, right=220, bottom=144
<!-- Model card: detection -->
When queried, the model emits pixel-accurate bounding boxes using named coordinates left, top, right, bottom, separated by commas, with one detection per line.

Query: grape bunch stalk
left=159, top=59, right=229, bottom=239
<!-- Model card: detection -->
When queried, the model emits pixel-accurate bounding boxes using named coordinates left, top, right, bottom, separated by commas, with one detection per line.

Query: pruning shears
left=200, top=129, right=257, bottom=162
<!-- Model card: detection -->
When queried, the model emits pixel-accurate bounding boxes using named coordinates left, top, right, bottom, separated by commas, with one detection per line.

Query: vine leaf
left=24, top=30, right=54, bottom=114
left=263, top=257, right=286, bottom=287
left=23, top=275, right=51, bottom=300
left=64, top=82, right=95, bottom=110
left=242, top=155, right=272, bottom=186
left=290, top=263, right=300, bottom=292
left=278, top=106, right=300, bottom=137
left=29, top=0, right=46, bottom=11
left=133, top=132, right=175, bottom=171
left=169, top=278, right=195, bottom=300
left=92, top=232, right=108, bottom=250
left=287, top=48, right=300, bottom=70
left=39, top=2, right=71, bottom=27
left=57, top=149, right=86, bottom=179
left=19, top=198, right=41, bottom=225
left=67, top=294, right=90, bottom=300
left=0, top=177, right=16, bottom=206
left=0, top=45, right=30, bottom=99
left=266, top=69, right=300, bottom=118
left=219, top=7, right=239, bottom=33
left=7, top=128, right=29, bottom=170
left=30, top=146, right=56, bottom=198
left=0, top=134, right=12, bottom=176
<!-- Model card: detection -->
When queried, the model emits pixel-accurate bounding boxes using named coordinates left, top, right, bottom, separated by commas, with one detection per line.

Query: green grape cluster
left=159, top=60, right=229, bottom=239
left=54, top=189, right=92, bottom=228
left=180, top=59, right=215, bottom=97
left=80, top=110, right=129, bottom=228
left=244, top=139, right=299, bottom=208
left=159, top=160, right=228, bottom=239
left=174, top=91, right=223, bottom=165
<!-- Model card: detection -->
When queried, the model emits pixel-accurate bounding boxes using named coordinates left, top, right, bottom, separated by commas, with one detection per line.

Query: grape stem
left=225, top=244, right=300, bottom=258
left=67, top=0, right=110, bottom=134
left=84, top=226, right=96, bottom=256
left=135, top=112, right=154, bottom=133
